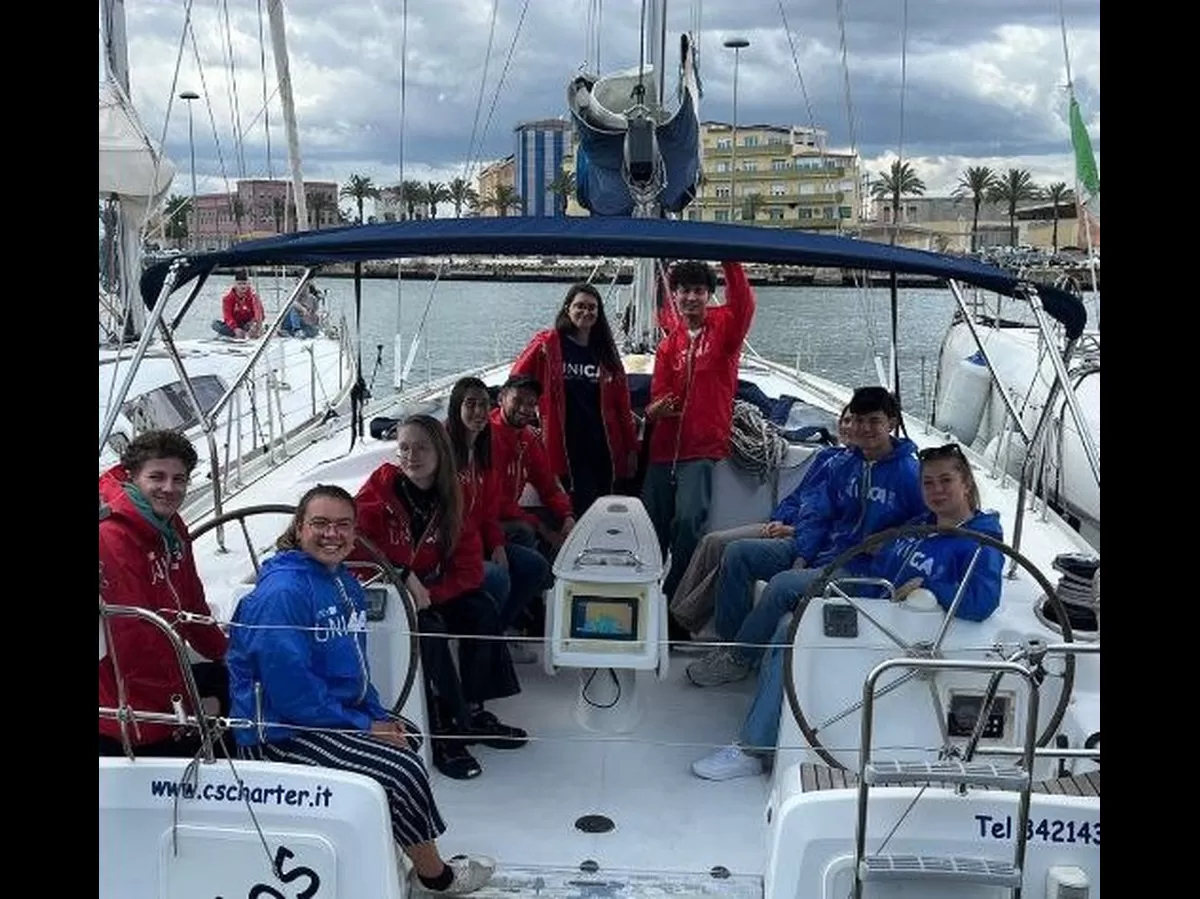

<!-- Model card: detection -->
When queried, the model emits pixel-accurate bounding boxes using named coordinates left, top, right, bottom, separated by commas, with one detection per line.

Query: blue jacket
left=227, top=550, right=390, bottom=746
left=867, top=509, right=1005, bottom=622
left=770, top=446, right=848, bottom=525
left=792, top=437, right=925, bottom=569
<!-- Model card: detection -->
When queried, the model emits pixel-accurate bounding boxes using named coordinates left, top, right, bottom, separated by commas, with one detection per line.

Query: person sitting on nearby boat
left=641, top=259, right=756, bottom=614
left=99, top=429, right=230, bottom=758
left=691, top=441, right=1004, bottom=781
left=685, top=386, right=925, bottom=688
left=669, top=405, right=855, bottom=639
left=211, top=268, right=265, bottom=339
left=510, top=282, right=639, bottom=519
left=225, top=484, right=496, bottom=895
left=446, top=376, right=549, bottom=665
left=282, top=282, right=322, bottom=338
left=353, top=414, right=527, bottom=781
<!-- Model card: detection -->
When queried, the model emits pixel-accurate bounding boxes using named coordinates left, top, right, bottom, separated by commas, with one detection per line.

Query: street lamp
left=723, top=37, right=749, bottom=221
left=179, top=90, right=199, bottom=250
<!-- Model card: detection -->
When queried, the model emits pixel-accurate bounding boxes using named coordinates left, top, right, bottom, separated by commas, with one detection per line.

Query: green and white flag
left=1069, top=96, right=1100, bottom=221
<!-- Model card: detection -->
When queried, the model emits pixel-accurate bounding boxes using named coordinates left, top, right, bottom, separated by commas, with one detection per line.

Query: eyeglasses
left=305, top=518, right=355, bottom=534
left=918, top=443, right=967, bottom=462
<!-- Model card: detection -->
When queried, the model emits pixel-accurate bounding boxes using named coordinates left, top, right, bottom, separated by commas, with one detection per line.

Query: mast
left=267, top=0, right=309, bottom=232
left=1059, top=0, right=1099, bottom=298
left=101, top=0, right=130, bottom=96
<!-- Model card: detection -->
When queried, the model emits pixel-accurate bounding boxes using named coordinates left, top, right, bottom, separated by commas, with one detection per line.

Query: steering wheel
left=782, top=523, right=1076, bottom=771
left=189, top=504, right=421, bottom=716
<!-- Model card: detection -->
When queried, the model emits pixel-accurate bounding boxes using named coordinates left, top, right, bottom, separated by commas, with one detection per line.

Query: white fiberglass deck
left=428, top=653, right=768, bottom=877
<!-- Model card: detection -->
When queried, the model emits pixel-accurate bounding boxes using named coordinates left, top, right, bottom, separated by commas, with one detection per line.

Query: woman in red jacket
left=354, top=414, right=525, bottom=781
left=511, top=282, right=639, bottom=518
left=98, top=430, right=229, bottom=757
left=445, top=377, right=550, bottom=663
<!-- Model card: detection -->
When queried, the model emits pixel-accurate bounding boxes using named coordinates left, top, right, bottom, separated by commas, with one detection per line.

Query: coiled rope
left=728, top=399, right=789, bottom=479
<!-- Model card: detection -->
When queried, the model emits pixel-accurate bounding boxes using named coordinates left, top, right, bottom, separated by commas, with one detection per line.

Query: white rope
left=728, top=399, right=790, bottom=479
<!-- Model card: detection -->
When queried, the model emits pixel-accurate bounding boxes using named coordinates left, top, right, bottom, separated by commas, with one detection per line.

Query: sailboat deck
left=429, top=651, right=769, bottom=879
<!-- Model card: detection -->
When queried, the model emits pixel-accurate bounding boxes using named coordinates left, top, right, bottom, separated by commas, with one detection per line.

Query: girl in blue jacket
left=691, top=441, right=1004, bottom=782
left=226, top=484, right=494, bottom=895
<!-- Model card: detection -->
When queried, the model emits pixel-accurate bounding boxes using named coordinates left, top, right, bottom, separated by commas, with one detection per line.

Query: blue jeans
left=483, top=545, right=550, bottom=633
left=641, top=459, right=715, bottom=600
left=741, top=616, right=792, bottom=753
left=712, top=538, right=797, bottom=647
left=724, top=562, right=847, bottom=668
left=284, top=308, right=319, bottom=338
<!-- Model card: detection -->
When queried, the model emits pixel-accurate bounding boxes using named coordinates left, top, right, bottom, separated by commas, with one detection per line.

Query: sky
left=102, top=0, right=1100, bottom=218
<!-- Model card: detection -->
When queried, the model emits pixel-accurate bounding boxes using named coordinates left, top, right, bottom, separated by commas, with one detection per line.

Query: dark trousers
left=641, top=459, right=715, bottom=600
left=501, top=519, right=557, bottom=635
left=99, top=662, right=231, bottom=757
left=418, top=589, right=521, bottom=735
left=564, top=442, right=613, bottom=520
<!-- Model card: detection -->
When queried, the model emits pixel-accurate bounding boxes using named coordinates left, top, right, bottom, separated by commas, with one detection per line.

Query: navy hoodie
left=865, top=509, right=1005, bottom=622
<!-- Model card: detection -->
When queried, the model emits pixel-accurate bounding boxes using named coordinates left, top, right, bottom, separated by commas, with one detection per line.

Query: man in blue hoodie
left=686, top=386, right=924, bottom=687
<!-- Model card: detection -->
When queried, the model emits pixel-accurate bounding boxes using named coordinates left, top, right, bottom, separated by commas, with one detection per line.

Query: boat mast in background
left=267, top=0, right=308, bottom=233
left=1059, top=0, right=1099, bottom=301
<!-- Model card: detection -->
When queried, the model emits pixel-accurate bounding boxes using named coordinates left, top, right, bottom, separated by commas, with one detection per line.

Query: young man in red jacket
left=489, top=374, right=577, bottom=555
left=642, top=259, right=756, bottom=608
left=99, top=430, right=229, bottom=757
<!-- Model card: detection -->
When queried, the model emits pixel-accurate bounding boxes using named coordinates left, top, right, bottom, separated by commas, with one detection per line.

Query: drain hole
left=579, top=859, right=600, bottom=873
left=710, top=866, right=731, bottom=880
left=575, top=814, right=615, bottom=834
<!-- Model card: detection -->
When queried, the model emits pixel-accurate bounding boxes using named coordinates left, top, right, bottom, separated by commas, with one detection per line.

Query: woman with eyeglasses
left=691, top=441, right=1004, bottom=782
left=225, top=484, right=495, bottom=895
left=98, top=429, right=230, bottom=758
left=510, top=282, right=639, bottom=519
left=353, top=414, right=526, bottom=782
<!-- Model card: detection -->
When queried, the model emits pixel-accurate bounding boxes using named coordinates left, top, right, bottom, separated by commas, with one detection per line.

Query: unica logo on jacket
left=313, top=605, right=368, bottom=643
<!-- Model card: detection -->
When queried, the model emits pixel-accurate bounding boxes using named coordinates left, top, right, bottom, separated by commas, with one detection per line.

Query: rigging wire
left=256, top=0, right=275, bottom=180
left=218, top=0, right=247, bottom=180
left=460, top=0, right=501, bottom=187
left=395, top=0, right=410, bottom=379
left=470, top=0, right=533, bottom=187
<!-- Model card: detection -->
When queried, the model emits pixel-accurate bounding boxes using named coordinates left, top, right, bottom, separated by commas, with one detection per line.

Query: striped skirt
left=241, top=730, right=446, bottom=847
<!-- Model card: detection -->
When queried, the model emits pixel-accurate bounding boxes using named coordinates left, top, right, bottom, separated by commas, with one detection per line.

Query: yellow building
left=691, top=123, right=860, bottom=230
left=559, top=121, right=860, bottom=229
left=474, top=156, right=517, bottom=217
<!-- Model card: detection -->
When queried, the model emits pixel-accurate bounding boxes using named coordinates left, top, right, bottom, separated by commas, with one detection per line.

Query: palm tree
left=164, top=194, right=190, bottom=247
left=481, top=185, right=523, bottom=217
left=987, top=168, right=1040, bottom=246
left=870, top=160, right=926, bottom=245
left=951, top=166, right=999, bottom=253
left=401, top=180, right=427, bottom=220
left=1042, top=182, right=1073, bottom=253
left=741, top=192, right=766, bottom=223
left=307, top=192, right=333, bottom=230
left=339, top=174, right=380, bottom=225
left=425, top=181, right=451, bottom=219
left=548, top=170, right=575, bottom=216
left=446, top=178, right=479, bottom=218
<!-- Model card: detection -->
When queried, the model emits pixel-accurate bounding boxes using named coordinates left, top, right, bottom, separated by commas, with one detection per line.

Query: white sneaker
left=411, top=854, right=496, bottom=895
left=691, top=744, right=764, bottom=781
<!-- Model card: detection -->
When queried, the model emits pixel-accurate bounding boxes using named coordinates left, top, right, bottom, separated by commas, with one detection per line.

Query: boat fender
left=369, top=416, right=399, bottom=441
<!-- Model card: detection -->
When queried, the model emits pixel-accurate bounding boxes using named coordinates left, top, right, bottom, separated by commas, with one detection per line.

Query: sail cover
left=99, top=80, right=175, bottom=208
left=568, top=35, right=701, bottom=216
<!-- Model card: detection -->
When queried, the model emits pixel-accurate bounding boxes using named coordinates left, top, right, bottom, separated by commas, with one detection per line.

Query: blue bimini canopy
left=141, top=216, right=1088, bottom=339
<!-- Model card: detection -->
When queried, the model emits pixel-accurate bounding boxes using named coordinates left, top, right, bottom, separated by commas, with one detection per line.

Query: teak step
left=859, top=854, right=1021, bottom=888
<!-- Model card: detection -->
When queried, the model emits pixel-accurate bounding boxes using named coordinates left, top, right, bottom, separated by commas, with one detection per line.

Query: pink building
left=189, top=179, right=342, bottom=249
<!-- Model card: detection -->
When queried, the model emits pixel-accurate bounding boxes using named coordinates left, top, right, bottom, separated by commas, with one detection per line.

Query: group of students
left=98, top=255, right=1009, bottom=894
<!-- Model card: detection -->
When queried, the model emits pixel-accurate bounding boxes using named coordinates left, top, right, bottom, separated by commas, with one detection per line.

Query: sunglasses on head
left=918, top=443, right=967, bottom=462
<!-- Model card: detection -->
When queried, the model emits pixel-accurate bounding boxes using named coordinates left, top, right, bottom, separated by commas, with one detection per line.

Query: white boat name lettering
left=974, top=814, right=1099, bottom=845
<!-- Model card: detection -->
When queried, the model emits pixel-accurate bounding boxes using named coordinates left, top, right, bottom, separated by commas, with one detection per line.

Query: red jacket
left=647, top=261, right=756, bottom=464
left=489, top=408, right=574, bottom=527
left=98, top=465, right=228, bottom=746
left=510, top=329, right=639, bottom=480
left=221, top=287, right=264, bottom=331
left=352, top=463, right=484, bottom=602
left=459, top=458, right=504, bottom=556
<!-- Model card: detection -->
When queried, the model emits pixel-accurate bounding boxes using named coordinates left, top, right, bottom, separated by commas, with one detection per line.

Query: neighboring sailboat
left=97, top=0, right=355, bottom=519
left=927, top=7, right=1100, bottom=550
left=101, top=3, right=1099, bottom=896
